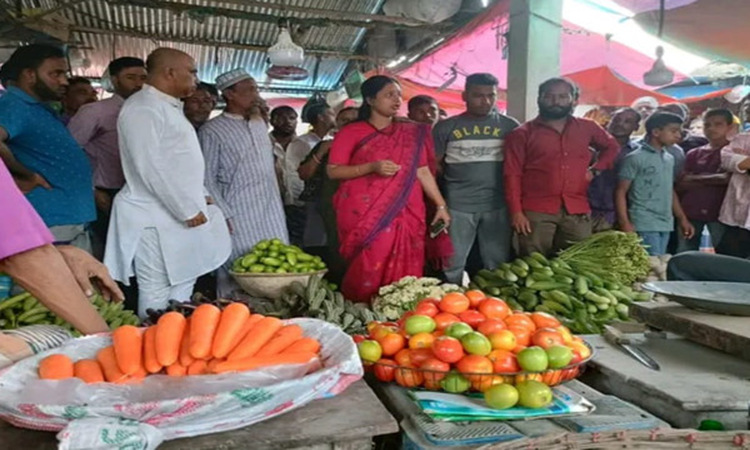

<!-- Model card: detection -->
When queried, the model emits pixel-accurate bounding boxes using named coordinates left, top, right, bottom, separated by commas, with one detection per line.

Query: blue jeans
left=444, top=207, right=512, bottom=284
left=638, top=231, right=671, bottom=256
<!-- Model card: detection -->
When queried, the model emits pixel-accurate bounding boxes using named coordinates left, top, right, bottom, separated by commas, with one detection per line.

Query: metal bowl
left=229, top=270, right=327, bottom=299
left=642, top=281, right=750, bottom=316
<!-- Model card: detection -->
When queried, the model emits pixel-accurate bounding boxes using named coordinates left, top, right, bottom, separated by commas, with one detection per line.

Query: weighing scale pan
left=642, top=281, right=750, bottom=316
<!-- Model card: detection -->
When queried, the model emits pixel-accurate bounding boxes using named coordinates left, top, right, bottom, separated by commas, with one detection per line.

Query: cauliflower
left=372, top=276, right=463, bottom=320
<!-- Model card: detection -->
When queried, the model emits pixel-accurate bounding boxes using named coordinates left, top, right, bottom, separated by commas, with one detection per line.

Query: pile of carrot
left=37, top=303, right=321, bottom=383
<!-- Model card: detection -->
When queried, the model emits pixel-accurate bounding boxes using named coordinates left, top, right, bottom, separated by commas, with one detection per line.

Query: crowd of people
left=2, top=42, right=750, bottom=320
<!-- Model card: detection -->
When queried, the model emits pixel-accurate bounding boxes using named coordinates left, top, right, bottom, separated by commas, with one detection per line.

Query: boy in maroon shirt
left=675, top=108, right=734, bottom=252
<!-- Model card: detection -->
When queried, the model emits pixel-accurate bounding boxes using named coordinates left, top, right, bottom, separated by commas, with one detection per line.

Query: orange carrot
left=189, top=304, right=221, bottom=359
left=213, top=351, right=317, bottom=374
left=211, top=303, right=251, bottom=358
left=112, top=325, right=143, bottom=375
left=281, top=337, right=321, bottom=355
left=143, top=326, right=162, bottom=374
left=131, top=364, right=148, bottom=378
left=73, top=359, right=105, bottom=383
left=227, top=316, right=282, bottom=361
left=223, top=313, right=265, bottom=357
left=207, top=358, right=224, bottom=373
left=179, top=319, right=195, bottom=367
left=187, top=359, right=208, bottom=375
left=166, top=362, right=187, bottom=377
left=38, top=354, right=74, bottom=380
left=96, top=346, right=127, bottom=383
left=255, top=325, right=304, bottom=357
left=155, top=312, right=186, bottom=367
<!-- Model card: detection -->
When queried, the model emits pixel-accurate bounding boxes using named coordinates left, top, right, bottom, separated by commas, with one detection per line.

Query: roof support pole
left=506, top=0, right=562, bottom=121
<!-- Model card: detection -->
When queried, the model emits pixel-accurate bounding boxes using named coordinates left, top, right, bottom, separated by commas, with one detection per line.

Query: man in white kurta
left=200, top=69, right=288, bottom=297
left=105, top=49, right=231, bottom=316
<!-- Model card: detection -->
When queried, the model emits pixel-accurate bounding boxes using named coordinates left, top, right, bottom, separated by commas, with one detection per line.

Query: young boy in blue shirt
left=615, top=112, right=695, bottom=255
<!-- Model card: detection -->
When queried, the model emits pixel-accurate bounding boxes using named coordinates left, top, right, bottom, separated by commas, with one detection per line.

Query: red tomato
left=531, top=328, right=566, bottom=349
left=477, top=319, right=507, bottom=336
left=455, top=354, right=494, bottom=382
left=414, top=300, right=440, bottom=318
left=459, top=310, right=487, bottom=329
left=420, top=358, right=450, bottom=385
left=378, top=333, right=406, bottom=356
left=439, top=293, right=471, bottom=314
left=394, top=365, right=424, bottom=388
left=488, top=349, right=521, bottom=373
left=394, top=348, right=412, bottom=367
left=478, top=298, right=511, bottom=320
left=434, top=312, right=461, bottom=331
left=409, top=348, right=435, bottom=367
left=465, top=290, right=487, bottom=308
left=432, top=336, right=465, bottom=364
left=352, top=334, right=367, bottom=344
left=373, top=358, right=397, bottom=382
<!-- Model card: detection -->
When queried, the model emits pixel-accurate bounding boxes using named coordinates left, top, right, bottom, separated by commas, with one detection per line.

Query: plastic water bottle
left=699, top=228, right=715, bottom=253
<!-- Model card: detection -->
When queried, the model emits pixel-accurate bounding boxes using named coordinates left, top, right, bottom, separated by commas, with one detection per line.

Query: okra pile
left=250, top=275, right=386, bottom=335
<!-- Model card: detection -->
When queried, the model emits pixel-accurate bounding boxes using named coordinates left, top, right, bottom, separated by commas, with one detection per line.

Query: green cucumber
left=575, top=276, right=589, bottom=295
left=541, top=300, right=570, bottom=314
left=549, top=290, right=572, bottom=309
left=523, top=256, right=544, bottom=270
left=530, top=252, right=550, bottom=265
left=527, top=281, right=571, bottom=291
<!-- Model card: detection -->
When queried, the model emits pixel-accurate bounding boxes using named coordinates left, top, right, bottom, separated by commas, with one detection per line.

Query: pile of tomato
left=355, top=290, right=593, bottom=393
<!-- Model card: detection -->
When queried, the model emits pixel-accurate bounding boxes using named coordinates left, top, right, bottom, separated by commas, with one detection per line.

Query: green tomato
left=440, top=373, right=471, bottom=393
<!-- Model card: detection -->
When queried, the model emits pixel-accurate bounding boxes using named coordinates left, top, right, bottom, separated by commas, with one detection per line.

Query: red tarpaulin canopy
left=566, top=66, right=675, bottom=106
left=615, top=0, right=750, bottom=64
left=397, top=0, right=684, bottom=104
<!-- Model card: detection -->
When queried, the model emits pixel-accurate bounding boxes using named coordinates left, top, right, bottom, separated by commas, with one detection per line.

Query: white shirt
left=104, top=85, right=231, bottom=285
left=719, top=134, right=750, bottom=230
left=283, top=132, right=322, bottom=206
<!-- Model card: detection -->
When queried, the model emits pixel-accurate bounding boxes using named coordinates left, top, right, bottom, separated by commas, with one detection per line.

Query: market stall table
left=368, top=377, right=668, bottom=448
left=0, top=379, right=398, bottom=449
left=630, top=300, right=750, bottom=361
left=582, top=333, right=750, bottom=430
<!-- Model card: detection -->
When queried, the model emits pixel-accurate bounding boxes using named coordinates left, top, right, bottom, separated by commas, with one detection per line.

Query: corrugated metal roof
left=9, top=0, right=385, bottom=95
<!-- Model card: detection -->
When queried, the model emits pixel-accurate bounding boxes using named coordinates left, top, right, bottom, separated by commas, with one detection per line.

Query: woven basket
left=229, top=270, right=327, bottom=299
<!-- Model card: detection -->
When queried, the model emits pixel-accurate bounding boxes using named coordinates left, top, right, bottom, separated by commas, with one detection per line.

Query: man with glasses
left=184, top=81, right=218, bottom=130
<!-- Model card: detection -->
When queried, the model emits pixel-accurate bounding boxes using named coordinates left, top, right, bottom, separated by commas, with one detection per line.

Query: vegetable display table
left=0, top=379, right=398, bottom=449
left=369, top=377, right=667, bottom=448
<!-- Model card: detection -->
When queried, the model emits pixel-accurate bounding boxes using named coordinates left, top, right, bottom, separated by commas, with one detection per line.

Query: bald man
left=104, top=48, right=231, bottom=316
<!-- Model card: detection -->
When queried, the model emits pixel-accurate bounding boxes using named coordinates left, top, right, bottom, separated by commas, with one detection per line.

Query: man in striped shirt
left=200, top=69, right=289, bottom=296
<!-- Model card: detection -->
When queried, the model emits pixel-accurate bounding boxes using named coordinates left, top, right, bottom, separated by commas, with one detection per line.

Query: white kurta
left=283, top=132, right=321, bottom=207
left=105, top=85, right=231, bottom=286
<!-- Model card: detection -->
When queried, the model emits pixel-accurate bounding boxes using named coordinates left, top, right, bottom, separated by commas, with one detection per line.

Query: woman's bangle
left=436, top=205, right=446, bottom=210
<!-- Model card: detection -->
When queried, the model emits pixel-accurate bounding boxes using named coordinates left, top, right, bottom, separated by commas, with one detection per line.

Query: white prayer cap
left=630, top=96, right=659, bottom=109
left=216, top=68, right=252, bottom=91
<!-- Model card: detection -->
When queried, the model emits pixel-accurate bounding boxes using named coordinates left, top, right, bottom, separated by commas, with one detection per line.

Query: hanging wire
left=657, top=0, right=665, bottom=37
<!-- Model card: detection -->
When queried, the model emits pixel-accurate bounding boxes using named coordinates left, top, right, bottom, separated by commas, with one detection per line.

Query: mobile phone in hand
left=430, top=220, right=448, bottom=239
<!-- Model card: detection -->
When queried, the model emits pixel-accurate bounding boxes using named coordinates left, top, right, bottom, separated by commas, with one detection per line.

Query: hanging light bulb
left=267, top=18, right=309, bottom=81
left=268, top=18, right=304, bottom=68
left=643, top=46, right=674, bottom=86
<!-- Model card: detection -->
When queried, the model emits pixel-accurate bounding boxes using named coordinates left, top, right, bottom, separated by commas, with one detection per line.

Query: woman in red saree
left=327, top=76, right=450, bottom=302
